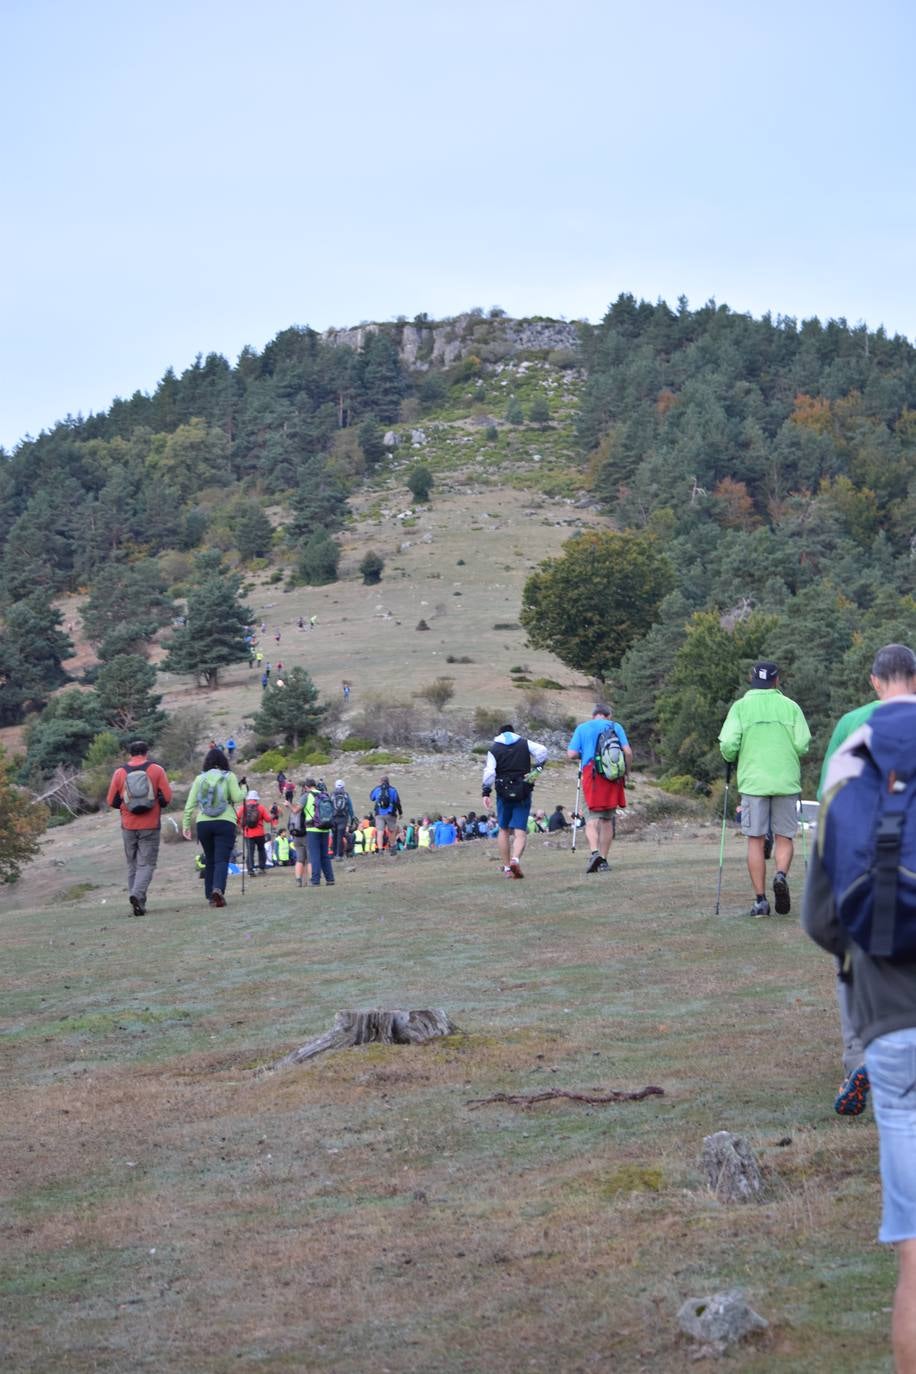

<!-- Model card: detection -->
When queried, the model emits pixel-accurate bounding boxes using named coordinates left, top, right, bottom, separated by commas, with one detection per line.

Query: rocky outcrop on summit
left=322, top=313, right=581, bottom=370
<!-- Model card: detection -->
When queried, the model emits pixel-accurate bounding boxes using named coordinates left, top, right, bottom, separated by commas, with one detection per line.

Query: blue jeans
left=306, top=830, right=334, bottom=885
left=196, top=819, right=236, bottom=899
left=865, top=1027, right=916, bottom=1243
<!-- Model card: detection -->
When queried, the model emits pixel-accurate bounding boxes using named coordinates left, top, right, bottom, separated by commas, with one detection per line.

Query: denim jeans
left=305, top=829, right=335, bottom=885
left=196, top=819, right=236, bottom=898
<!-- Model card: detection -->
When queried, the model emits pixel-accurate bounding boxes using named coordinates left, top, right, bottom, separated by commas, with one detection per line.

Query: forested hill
left=0, top=295, right=914, bottom=796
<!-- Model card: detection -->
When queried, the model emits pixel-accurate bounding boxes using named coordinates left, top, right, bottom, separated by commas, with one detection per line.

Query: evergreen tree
left=21, top=689, right=106, bottom=776
left=358, top=418, right=387, bottom=467
left=82, top=561, right=175, bottom=648
left=252, top=666, right=325, bottom=748
left=232, top=502, right=274, bottom=560
left=0, top=748, right=48, bottom=883
left=162, top=560, right=251, bottom=688
left=95, top=654, right=166, bottom=743
left=407, top=465, right=434, bottom=503
left=3, top=594, right=73, bottom=710
left=358, top=550, right=385, bottom=585
left=528, top=395, right=551, bottom=427
left=505, top=398, right=524, bottom=425
left=297, top=529, right=340, bottom=586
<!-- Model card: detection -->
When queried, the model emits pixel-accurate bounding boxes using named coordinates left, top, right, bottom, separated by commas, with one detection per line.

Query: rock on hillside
left=322, top=314, right=581, bottom=371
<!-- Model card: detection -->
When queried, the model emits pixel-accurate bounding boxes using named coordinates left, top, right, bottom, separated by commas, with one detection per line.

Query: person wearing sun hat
left=719, top=660, right=811, bottom=918
left=236, top=788, right=272, bottom=876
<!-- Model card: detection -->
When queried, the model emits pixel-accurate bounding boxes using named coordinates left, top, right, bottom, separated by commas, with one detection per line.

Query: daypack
left=376, top=783, right=392, bottom=811
left=197, top=771, right=229, bottom=818
left=332, top=791, right=350, bottom=818
left=124, top=762, right=156, bottom=813
left=594, top=724, right=626, bottom=781
left=311, top=785, right=335, bottom=830
left=243, top=799, right=261, bottom=829
left=821, top=700, right=916, bottom=961
left=288, top=805, right=307, bottom=838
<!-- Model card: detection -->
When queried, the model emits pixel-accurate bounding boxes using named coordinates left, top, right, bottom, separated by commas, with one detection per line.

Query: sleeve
left=304, top=793, right=316, bottom=823
left=154, top=765, right=172, bottom=806
left=107, top=767, right=125, bottom=809
left=801, top=842, right=846, bottom=957
left=567, top=725, right=583, bottom=757
left=260, top=806, right=272, bottom=825
left=718, top=703, right=742, bottom=763
left=481, top=751, right=497, bottom=794
left=528, top=739, right=549, bottom=767
left=227, top=774, right=245, bottom=806
left=182, top=775, right=200, bottom=830
left=793, top=707, right=812, bottom=759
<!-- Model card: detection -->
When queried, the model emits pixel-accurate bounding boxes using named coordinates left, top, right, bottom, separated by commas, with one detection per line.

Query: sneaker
left=129, top=895, right=145, bottom=917
left=835, top=1065, right=870, bottom=1116
left=509, top=857, right=524, bottom=879
left=502, top=866, right=513, bottom=878
left=296, top=877, right=303, bottom=887
left=586, top=851, right=602, bottom=874
left=595, top=858, right=610, bottom=873
left=751, top=897, right=770, bottom=917
left=210, top=890, right=226, bottom=908
left=773, top=871, right=791, bottom=915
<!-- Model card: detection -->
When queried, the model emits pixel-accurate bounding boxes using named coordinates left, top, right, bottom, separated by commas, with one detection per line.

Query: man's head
left=749, top=661, right=779, bottom=688
left=380, top=775, right=390, bottom=785
left=334, top=780, right=346, bottom=792
left=554, top=803, right=565, bottom=812
left=499, top=724, right=514, bottom=735
left=304, top=777, right=318, bottom=789
left=593, top=704, right=611, bottom=718
left=128, top=740, right=149, bottom=757
left=870, top=643, right=916, bottom=700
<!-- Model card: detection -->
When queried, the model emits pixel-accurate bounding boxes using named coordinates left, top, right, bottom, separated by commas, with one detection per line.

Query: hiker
left=433, top=815, right=457, bottom=846
left=106, top=740, right=173, bottom=917
left=255, top=649, right=263, bottom=668
left=226, top=736, right=236, bottom=761
left=481, top=722, right=549, bottom=879
left=276, top=769, right=287, bottom=798
left=260, top=671, right=268, bottom=690
left=719, top=660, right=811, bottom=917
left=288, top=784, right=311, bottom=886
left=803, top=691, right=916, bottom=1373
left=330, top=780, right=355, bottom=858
left=182, top=746, right=245, bottom=907
left=417, top=818, right=432, bottom=849
left=237, top=789, right=272, bottom=876
left=817, top=644, right=916, bottom=1117
left=567, top=704, right=632, bottom=874
left=342, top=680, right=351, bottom=701
left=274, top=828, right=294, bottom=866
left=301, top=778, right=335, bottom=886
left=370, top=775, right=403, bottom=830
left=548, top=804, right=570, bottom=832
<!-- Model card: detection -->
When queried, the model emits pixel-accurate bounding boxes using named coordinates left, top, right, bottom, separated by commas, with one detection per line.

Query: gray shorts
left=586, top=805, right=617, bottom=821
left=740, top=794, right=798, bottom=839
left=294, top=839, right=308, bottom=863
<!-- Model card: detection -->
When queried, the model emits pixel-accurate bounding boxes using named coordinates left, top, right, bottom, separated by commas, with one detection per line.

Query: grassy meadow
left=0, top=808, right=895, bottom=1373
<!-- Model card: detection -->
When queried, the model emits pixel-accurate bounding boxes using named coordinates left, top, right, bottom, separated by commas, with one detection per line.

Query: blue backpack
left=821, top=701, right=916, bottom=961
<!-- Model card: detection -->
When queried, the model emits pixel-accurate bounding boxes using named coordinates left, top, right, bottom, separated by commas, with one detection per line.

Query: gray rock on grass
left=701, top=1130, right=764, bottom=1202
left=677, top=1288, right=768, bottom=1355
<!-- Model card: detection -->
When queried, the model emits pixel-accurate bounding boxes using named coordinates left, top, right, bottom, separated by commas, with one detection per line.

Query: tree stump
left=701, top=1131, right=764, bottom=1202
left=270, top=1008, right=457, bottom=1070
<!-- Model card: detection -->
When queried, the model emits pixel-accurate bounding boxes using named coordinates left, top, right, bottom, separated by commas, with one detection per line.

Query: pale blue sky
left=2, top=0, right=914, bottom=450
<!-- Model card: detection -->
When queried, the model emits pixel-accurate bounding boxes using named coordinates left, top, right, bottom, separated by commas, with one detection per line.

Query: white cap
left=247, top=789, right=259, bottom=801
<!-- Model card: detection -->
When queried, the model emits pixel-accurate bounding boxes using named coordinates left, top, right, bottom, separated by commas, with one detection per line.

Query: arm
left=528, top=740, right=549, bottom=768
left=182, top=775, right=200, bottom=832
left=227, top=774, right=245, bottom=806
left=153, top=764, right=172, bottom=806
left=794, top=707, right=812, bottom=759
left=107, top=767, right=125, bottom=809
left=481, top=750, right=497, bottom=800
left=718, top=704, right=742, bottom=763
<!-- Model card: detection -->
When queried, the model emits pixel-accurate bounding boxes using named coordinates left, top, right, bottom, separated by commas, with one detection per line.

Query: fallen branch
left=466, top=1085, right=664, bottom=1109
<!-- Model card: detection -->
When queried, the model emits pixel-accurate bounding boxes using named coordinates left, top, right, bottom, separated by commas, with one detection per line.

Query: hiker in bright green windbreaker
left=719, top=660, right=811, bottom=920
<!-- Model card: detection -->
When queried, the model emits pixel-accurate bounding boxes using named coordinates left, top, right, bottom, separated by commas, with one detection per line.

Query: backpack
left=821, top=701, right=916, bottom=961
left=311, top=785, right=335, bottom=830
left=376, top=783, right=392, bottom=811
left=594, top=723, right=626, bottom=781
left=288, top=805, right=307, bottom=838
left=244, top=799, right=261, bottom=829
left=198, top=771, right=229, bottom=818
left=124, top=762, right=156, bottom=813
left=332, top=791, right=349, bottom=818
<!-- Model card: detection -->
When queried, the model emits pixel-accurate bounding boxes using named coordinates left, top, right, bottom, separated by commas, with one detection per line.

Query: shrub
left=494, top=623, right=521, bottom=631
left=531, top=677, right=564, bottom=690
left=658, top=774, right=699, bottom=796
left=357, top=751, right=411, bottom=766
left=445, top=655, right=474, bottom=664
left=407, top=465, right=434, bottom=503
left=485, top=425, right=499, bottom=441
left=417, top=678, right=455, bottom=709
left=359, top=550, right=385, bottom=585
left=249, top=748, right=288, bottom=773
left=416, top=619, right=430, bottom=631
left=341, top=736, right=379, bottom=752
left=473, top=706, right=505, bottom=739
left=157, top=706, right=212, bottom=772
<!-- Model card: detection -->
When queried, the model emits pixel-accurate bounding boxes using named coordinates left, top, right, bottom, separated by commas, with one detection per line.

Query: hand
left=182, top=827, right=193, bottom=840
left=483, top=794, right=492, bottom=810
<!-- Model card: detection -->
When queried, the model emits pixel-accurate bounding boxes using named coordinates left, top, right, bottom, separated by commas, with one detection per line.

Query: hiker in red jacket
left=107, top=740, right=172, bottom=917
left=237, top=789, right=272, bottom=876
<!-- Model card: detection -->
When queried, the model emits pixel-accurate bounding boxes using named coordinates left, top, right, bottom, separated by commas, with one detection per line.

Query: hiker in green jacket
left=719, top=660, right=811, bottom=919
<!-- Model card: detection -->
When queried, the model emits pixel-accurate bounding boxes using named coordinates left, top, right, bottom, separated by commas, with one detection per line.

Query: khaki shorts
left=740, top=794, right=798, bottom=839
left=586, top=806, right=617, bottom=821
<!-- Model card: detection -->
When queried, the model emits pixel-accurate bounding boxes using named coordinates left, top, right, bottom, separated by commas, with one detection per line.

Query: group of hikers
left=106, top=640, right=916, bottom=1368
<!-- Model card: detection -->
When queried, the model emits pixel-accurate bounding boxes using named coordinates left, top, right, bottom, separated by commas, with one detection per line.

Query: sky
left=2, top=0, right=915, bottom=451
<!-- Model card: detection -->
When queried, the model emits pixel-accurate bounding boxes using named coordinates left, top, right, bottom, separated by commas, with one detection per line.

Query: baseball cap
left=751, top=661, right=779, bottom=686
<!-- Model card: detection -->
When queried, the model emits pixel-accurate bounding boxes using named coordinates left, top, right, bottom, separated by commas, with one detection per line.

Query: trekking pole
left=571, top=770, right=582, bottom=853
left=714, top=762, right=732, bottom=916
left=801, top=802, right=809, bottom=873
left=240, top=783, right=248, bottom=898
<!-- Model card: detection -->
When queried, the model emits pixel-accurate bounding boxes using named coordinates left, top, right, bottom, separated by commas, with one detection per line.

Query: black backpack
left=332, top=792, right=349, bottom=818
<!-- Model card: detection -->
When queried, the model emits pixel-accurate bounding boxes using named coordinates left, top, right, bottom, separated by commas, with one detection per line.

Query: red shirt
left=237, top=802, right=272, bottom=838
left=107, top=757, right=172, bottom=830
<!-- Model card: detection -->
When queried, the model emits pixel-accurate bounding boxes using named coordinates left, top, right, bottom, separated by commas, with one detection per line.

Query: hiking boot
left=586, top=851, right=603, bottom=874
left=835, top=1065, right=870, bottom=1116
left=773, top=870, right=791, bottom=915
left=129, top=895, right=145, bottom=917
left=751, top=897, right=770, bottom=917
left=296, top=876, right=303, bottom=887
left=595, top=858, right=610, bottom=873
left=509, top=857, right=524, bottom=879
left=210, top=890, right=226, bottom=908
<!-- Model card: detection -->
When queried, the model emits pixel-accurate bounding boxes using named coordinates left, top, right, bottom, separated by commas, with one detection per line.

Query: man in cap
left=567, top=704, right=632, bottom=874
left=719, top=660, right=811, bottom=917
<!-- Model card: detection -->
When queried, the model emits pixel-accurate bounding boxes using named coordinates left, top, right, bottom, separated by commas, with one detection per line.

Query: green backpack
left=197, top=770, right=229, bottom=818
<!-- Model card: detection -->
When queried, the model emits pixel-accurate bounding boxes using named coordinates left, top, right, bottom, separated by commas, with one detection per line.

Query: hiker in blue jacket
left=370, top=775, right=403, bottom=823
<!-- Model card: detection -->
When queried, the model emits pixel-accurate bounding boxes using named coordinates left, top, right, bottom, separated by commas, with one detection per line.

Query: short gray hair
left=872, top=643, right=916, bottom=682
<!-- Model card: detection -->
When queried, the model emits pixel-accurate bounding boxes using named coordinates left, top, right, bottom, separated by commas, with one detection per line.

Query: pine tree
left=0, top=747, right=48, bottom=883
left=162, top=561, right=251, bottom=688
left=297, top=530, right=340, bottom=586
left=252, top=667, right=325, bottom=748
left=95, top=654, right=167, bottom=743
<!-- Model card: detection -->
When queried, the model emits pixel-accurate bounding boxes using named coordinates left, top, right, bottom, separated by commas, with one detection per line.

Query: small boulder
left=701, top=1131, right=764, bottom=1202
left=677, top=1288, right=767, bottom=1355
